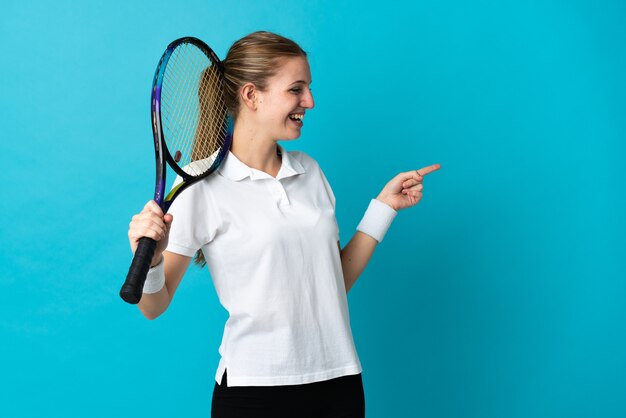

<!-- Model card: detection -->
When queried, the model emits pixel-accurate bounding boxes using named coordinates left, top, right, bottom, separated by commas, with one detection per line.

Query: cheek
left=259, top=93, right=297, bottom=124
left=260, top=96, right=281, bottom=115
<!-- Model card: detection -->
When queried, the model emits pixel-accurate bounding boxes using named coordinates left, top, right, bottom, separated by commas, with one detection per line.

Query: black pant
left=211, top=370, right=365, bottom=418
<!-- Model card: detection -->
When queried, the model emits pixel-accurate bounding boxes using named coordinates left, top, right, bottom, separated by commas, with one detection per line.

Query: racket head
left=151, top=36, right=233, bottom=210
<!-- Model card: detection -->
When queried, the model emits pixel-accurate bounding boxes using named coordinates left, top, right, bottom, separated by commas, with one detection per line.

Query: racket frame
left=151, top=37, right=230, bottom=213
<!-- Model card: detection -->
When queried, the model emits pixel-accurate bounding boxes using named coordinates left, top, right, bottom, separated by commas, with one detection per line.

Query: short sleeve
left=315, top=163, right=340, bottom=240
left=317, top=165, right=336, bottom=210
left=166, top=177, right=219, bottom=257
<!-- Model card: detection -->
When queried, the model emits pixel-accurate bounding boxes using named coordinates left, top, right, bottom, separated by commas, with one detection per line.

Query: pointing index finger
left=416, top=164, right=441, bottom=177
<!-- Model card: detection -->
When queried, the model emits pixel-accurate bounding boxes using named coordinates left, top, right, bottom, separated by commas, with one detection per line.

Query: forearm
left=340, top=198, right=398, bottom=291
left=340, top=232, right=378, bottom=292
left=137, top=251, right=191, bottom=320
left=138, top=286, right=172, bottom=320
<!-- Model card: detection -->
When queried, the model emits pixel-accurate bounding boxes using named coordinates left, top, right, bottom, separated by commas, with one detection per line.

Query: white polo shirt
left=167, top=145, right=362, bottom=387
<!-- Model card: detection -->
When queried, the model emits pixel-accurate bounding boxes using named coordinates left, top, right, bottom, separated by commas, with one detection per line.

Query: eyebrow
left=290, top=80, right=312, bottom=85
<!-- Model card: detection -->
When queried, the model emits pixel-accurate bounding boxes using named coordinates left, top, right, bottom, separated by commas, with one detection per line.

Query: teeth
left=289, top=113, right=304, bottom=121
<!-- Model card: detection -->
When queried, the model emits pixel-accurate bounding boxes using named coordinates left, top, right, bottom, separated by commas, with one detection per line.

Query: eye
left=290, top=87, right=302, bottom=94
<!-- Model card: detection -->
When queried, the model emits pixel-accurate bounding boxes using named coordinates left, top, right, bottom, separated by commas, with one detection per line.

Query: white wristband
left=143, top=257, right=165, bottom=294
left=356, top=199, right=397, bottom=242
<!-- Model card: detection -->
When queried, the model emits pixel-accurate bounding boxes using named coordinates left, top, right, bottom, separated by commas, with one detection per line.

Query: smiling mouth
left=288, top=113, right=304, bottom=123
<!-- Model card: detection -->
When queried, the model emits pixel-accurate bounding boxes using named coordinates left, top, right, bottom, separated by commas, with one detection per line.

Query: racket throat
left=162, top=184, right=183, bottom=212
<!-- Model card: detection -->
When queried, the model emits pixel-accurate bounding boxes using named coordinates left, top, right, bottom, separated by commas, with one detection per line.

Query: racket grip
left=120, top=237, right=158, bottom=304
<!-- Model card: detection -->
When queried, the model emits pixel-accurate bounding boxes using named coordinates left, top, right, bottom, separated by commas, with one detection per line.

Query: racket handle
left=120, top=237, right=158, bottom=304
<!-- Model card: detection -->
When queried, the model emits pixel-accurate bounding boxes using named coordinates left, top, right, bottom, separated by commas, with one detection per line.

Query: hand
left=376, top=164, right=441, bottom=211
left=128, top=200, right=174, bottom=266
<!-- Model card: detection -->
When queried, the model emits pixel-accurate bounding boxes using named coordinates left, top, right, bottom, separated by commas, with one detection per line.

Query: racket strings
left=161, top=49, right=201, bottom=169
left=160, top=42, right=228, bottom=177
left=163, top=45, right=207, bottom=164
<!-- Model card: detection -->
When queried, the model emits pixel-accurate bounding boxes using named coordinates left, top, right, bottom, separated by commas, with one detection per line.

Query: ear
left=240, top=82, right=258, bottom=111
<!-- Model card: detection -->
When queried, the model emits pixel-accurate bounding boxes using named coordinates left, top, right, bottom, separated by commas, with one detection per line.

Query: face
left=254, top=56, right=314, bottom=141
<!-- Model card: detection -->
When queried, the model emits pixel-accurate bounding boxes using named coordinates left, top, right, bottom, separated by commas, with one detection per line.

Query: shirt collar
left=218, top=144, right=306, bottom=182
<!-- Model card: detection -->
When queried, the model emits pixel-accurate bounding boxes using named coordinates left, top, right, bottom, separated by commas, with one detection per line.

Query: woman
left=128, top=31, right=440, bottom=418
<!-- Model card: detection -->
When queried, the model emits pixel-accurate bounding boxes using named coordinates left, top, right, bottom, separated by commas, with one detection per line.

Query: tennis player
left=127, top=31, right=440, bottom=418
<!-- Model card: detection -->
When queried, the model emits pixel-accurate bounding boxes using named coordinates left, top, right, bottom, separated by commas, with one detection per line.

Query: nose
left=302, top=88, right=314, bottom=109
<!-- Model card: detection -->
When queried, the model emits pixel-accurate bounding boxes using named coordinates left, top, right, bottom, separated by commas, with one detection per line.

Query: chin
left=281, top=132, right=302, bottom=141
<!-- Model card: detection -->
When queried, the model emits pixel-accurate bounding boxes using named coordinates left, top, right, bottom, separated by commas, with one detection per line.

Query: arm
left=128, top=200, right=192, bottom=320
left=339, top=164, right=441, bottom=292
left=339, top=232, right=377, bottom=292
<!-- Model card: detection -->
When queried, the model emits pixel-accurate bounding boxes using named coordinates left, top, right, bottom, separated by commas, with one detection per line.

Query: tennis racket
left=120, top=37, right=232, bottom=304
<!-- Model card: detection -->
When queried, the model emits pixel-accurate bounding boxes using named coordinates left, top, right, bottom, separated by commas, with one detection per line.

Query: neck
left=231, top=120, right=282, bottom=177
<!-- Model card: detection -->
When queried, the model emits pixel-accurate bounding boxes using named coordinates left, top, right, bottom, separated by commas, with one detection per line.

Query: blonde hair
left=193, top=31, right=307, bottom=267
left=191, top=65, right=228, bottom=163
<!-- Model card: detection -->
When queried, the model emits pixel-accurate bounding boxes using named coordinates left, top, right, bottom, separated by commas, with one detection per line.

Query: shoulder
left=286, top=150, right=322, bottom=172
left=288, top=150, right=337, bottom=207
left=168, top=174, right=218, bottom=217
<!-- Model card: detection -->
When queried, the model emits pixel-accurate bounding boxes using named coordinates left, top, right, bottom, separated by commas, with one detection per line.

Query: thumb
left=164, top=214, right=174, bottom=227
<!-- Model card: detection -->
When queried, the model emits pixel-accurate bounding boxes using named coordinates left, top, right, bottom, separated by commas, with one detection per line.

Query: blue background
left=1, top=1, right=625, bottom=416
